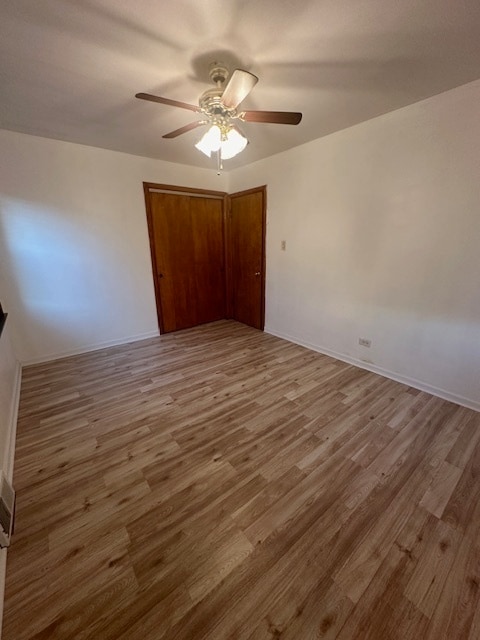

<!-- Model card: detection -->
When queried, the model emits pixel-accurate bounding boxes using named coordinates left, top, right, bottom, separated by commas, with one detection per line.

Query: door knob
left=255, top=271, right=261, bottom=276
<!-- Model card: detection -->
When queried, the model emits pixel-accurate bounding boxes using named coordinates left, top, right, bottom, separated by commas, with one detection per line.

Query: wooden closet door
left=228, top=187, right=266, bottom=330
left=149, top=192, right=226, bottom=333
left=191, top=196, right=226, bottom=326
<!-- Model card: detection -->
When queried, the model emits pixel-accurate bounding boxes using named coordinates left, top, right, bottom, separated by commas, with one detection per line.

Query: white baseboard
left=265, top=326, right=480, bottom=413
left=21, top=330, right=160, bottom=366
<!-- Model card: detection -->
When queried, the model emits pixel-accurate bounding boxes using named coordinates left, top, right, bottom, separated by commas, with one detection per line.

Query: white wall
left=229, top=80, right=480, bottom=410
left=0, top=130, right=227, bottom=363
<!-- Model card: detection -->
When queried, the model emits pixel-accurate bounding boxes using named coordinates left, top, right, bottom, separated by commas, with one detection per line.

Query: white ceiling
left=2, top=0, right=480, bottom=170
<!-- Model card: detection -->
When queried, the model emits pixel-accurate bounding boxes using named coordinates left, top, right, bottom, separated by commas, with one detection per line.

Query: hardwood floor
left=3, top=320, right=480, bottom=639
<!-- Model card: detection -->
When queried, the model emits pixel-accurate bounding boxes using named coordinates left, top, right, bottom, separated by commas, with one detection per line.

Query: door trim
left=144, top=182, right=227, bottom=198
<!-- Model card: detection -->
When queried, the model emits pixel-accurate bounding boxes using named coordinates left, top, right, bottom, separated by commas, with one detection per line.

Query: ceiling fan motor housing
left=199, top=66, right=237, bottom=130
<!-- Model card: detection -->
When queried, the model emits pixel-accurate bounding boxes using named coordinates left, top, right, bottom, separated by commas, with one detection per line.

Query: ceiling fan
left=135, top=63, right=302, bottom=164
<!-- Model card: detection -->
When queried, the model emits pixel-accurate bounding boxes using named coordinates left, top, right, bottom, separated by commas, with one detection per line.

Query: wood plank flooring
left=3, top=320, right=480, bottom=640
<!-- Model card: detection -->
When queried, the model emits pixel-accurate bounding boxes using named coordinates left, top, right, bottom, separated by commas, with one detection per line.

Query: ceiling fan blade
left=135, top=93, right=200, bottom=113
left=162, top=121, right=205, bottom=139
left=240, top=110, right=302, bottom=125
left=221, top=69, right=258, bottom=109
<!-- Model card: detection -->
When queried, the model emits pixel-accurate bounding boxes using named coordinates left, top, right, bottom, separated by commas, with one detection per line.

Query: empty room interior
left=1, top=1, right=480, bottom=638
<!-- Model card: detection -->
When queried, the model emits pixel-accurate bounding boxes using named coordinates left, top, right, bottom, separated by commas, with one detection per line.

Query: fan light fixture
left=136, top=62, right=302, bottom=171
left=195, top=124, right=248, bottom=160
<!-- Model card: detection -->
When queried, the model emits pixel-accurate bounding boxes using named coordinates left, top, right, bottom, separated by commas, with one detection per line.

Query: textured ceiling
left=1, top=0, right=480, bottom=170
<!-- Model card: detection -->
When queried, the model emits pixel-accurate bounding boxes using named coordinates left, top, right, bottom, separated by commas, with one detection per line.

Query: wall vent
left=0, top=473, right=15, bottom=548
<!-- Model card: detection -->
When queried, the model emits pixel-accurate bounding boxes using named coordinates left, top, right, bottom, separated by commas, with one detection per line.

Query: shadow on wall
left=0, top=198, right=93, bottom=359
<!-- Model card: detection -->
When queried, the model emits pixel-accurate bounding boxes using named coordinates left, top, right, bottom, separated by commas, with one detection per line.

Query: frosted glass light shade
left=195, top=125, right=222, bottom=157
left=221, top=128, right=248, bottom=159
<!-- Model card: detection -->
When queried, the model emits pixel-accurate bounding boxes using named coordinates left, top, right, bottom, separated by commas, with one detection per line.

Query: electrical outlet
left=281, top=240, right=286, bottom=251
left=359, top=338, right=371, bottom=348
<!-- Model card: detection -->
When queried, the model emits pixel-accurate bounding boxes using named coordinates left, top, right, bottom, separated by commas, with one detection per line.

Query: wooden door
left=228, top=187, right=266, bottom=330
left=147, top=190, right=226, bottom=333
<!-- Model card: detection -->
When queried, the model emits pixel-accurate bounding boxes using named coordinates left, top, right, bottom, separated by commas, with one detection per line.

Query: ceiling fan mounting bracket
left=208, top=62, right=229, bottom=87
